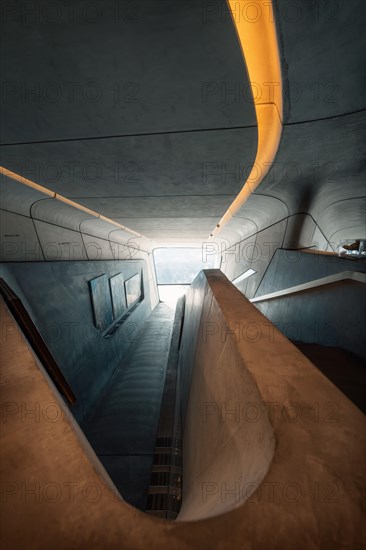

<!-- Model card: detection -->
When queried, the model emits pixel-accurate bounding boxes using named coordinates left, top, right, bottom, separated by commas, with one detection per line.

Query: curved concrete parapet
left=178, top=271, right=276, bottom=520
left=1, top=270, right=365, bottom=549
left=177, top=270, right=366, bottom=532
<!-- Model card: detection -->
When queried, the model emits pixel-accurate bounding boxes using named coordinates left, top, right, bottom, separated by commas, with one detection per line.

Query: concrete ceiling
left=0, top=0, right=365, bottom=248
left=0, top=0, right=257, bottom=243
left=215, top=0, right=366, bottom=247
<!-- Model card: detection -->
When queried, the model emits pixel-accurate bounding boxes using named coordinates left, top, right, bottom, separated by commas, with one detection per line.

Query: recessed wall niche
left=89, top=271, right=143, bottom=336
left=89, top=274, right=114, bottom=332
left=109, top=273, right=127, bottom=319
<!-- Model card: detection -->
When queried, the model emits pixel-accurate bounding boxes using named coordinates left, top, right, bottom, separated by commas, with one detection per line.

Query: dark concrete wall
left=254, top=250, right=366, bottom=360
left=0, top=259, right=154, bottom=422
left=256, top=248, right=366, bottom=295
left=219, top=213, right=366, bottom=358
left=219, top=213, right=316, bottom=297
left=274, top=0, right=366, bottom=123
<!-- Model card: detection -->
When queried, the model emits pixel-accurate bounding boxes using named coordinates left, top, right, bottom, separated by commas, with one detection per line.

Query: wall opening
left=153, top=247, right=217, bottom=308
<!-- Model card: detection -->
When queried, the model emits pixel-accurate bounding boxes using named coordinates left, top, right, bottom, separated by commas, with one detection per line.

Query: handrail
left=250, top=270, right=366, bottom=303
left=0, top=278, right=76, bottom=405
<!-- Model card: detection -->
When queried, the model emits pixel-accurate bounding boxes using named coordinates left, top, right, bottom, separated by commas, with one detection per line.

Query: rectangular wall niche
left=89, top=271, right=143, bottom=336
left=89, top=274, right=114, bottom=332
left=109, top=273, right=127, bottom=318
left=125, top=272, right=141, bottom=308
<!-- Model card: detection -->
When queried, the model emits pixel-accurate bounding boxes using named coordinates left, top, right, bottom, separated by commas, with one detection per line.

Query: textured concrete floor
left=82, top=303, right=174, bottom=509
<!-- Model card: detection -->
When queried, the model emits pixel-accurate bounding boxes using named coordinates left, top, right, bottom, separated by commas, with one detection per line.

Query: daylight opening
left=153, top=247, right=217, bottom=308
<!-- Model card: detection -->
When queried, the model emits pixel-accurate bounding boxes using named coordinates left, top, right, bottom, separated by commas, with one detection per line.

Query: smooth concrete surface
left=252, top=249, right=366, bottom=360
left=82, top=303, right=174, bottom=509
left=255, top=279, right=366, bottom=361
left=219, top=214, right=293, bottom=299
left=256, top=249, right=366, bottom=296
left=0, top=0, right=364, bottom=250
left=218, top=210, right=333, bottom=297
left=219, top=223, right=366, bottom=359
left=0, top=0, right=258, bottom=243
left=216, top=111, right=366, bottom=248
left=0, top=260, right=157, bottom=422
left=155, top=296, right=185, bottom=440
left=0, top=126, right=257, bottom=242
left=251, top=270, right=366, bottom=302
left=0, top=175, right=154, bottom=259
left=178, top=271, right=215, bottom=428
left=0, top=0, right=365, bottom=546
left=293, top=343, right=366, bottom=413
left=178, top=271, right=366, bottom=534
left=213, top=0, right=365, bottom=255
left=0, top=0, right=256, bottom=142
left=258, top=113, right=365, bottom=225
left=178, top=271, right=276, bottom=520
left=2, top=271, right=365, bottom=549
left=274, top=0, right=366, bottom=123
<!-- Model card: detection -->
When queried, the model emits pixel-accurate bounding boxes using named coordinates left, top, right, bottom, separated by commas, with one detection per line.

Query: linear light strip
left=232, top=268, right=256, bottom=284
left=250, top=271, right=366, bottom=303
left=0, top=166, right=144, bottom=238
left=212, top=0, right=283, bottom=236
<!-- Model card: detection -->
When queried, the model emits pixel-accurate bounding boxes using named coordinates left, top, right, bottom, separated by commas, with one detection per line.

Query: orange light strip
left=0, top=166, right=143, bottom=238
left=212, top=0, right=283, bottom=236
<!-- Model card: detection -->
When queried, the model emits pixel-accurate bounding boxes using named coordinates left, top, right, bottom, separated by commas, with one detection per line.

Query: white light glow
left=232, top=269, right=256, bottom=285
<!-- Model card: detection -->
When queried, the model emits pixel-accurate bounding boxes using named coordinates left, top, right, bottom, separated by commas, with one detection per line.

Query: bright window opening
left=153, top=247, right=217, bottom=308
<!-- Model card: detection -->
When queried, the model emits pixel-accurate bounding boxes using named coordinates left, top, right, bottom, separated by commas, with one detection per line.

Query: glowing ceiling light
left=212, top=0, right=283, bottom=236
left=0, top=166, right=143, bottom=238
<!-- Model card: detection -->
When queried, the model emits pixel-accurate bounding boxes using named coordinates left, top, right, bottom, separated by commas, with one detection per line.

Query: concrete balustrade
left=1, top=269, right=365, bottom=549
left=178, top=270, right=276, bottom=520
left=177, top=270, right=365, bottom=538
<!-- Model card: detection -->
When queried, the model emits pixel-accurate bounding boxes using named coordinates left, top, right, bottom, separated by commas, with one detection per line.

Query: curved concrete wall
left=218, top=212, right=322, bottom=297
left=178, top=271, right=275, bottom=520
left=0, top=175, right=153, bottom=261
left=254, top=249, right=366, bottom=360
left=214, top=0, right=365, bottom=280
left=176, top=269, right=366, bottom=530
left=2, top=271, right=365, bottom=549
left=219, top=219, right=366, bottom=358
